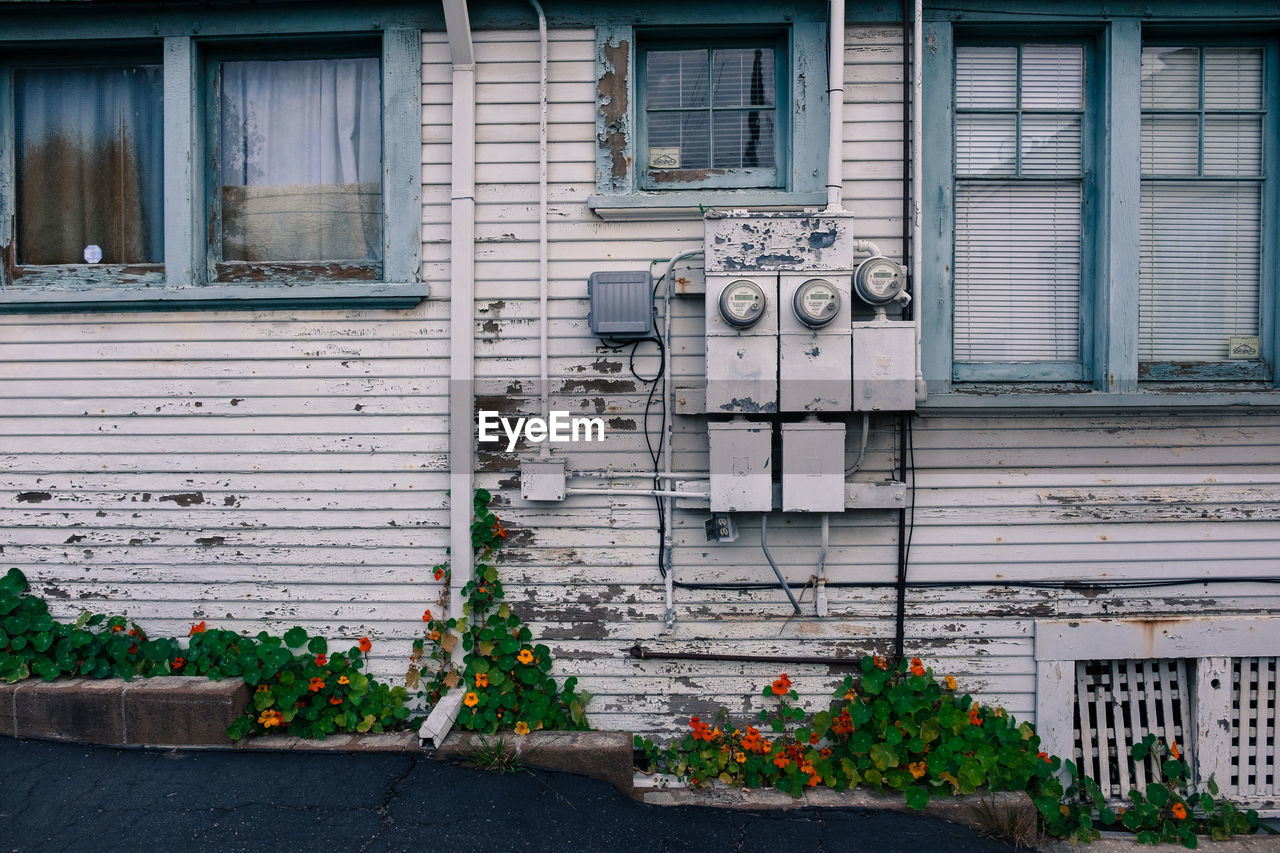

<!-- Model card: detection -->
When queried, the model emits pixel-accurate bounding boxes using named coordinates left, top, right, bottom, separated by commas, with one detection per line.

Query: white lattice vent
left=1073, top=659, right=1195, bottom=800
left=1229, top=657, right=1278, bottom=798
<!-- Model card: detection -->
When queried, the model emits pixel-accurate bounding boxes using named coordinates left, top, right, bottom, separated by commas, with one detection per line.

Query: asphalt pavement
left=0, top=736, right=1018, bottom=853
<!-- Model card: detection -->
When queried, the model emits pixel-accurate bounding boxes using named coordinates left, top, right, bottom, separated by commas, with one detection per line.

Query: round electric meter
left=854, top=256, right=907, bottom=305
left=718, top=279, right=767, bottom=328
left=792, top=278, right=841, bottom=328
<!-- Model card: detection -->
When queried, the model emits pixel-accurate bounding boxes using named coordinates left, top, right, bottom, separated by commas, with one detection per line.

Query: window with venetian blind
left=952, top=44, right=1089, bottom=381
left=1139, top=45, right=1267, bottom=376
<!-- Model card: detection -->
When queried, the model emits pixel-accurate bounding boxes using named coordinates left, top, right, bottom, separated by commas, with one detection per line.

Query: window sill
left=918, top=388, right=1280, bottom=415
left=587, top=190, right=827, bottom=221
left=0, top=282, right=428, bottom=314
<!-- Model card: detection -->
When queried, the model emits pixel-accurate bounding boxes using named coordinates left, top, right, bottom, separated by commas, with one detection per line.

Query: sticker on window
left=1228, top=336, right=1261, bottom=359
left=649, top=147, right=680, bottom=169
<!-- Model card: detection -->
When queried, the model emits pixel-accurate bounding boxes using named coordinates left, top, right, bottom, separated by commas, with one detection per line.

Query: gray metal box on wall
left=705, top=274, right=778, bottom=414
left=588, top=271, right=653, bottom=339
left=782, top=422, right=846, bottom=512
left=708, top=421, right=773, bottom=512
left=852, top=320, right=916, bottom=412
left=779, top=272, right=852, bottom=412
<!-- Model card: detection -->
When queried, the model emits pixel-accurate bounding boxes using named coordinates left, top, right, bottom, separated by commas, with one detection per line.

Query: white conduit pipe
left=661, top=248, right=705, bottom=631
left=529, top=0, right=550, bottom=431
left=826, top=0, right=846, bottom=211
left=565, top=487, right=707, bottom=499
left=567, top=470, right=710, bottom=481
left=912, top=0, right=927, bottom=401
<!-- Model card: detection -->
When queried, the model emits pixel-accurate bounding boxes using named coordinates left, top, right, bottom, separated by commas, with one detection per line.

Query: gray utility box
left=705, top=274, right=779, bottom=414
left=708, top=420, right=773, bottom=512
left=520, top=458, right=566, bottom=501
left=588, top=270, right=653, bottom=340
left=852, top=320, right=917, bottom=412
left=782, top=421, right=846, bottom=512
left=779, top=272, right=852, bottom=412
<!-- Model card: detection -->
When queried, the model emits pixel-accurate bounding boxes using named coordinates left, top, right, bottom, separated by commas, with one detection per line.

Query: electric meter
left=854, top=257, right=907, bottom=305
left=792, top=278, right=841, bottom=328
left=718, top=279, right=767, bottom=328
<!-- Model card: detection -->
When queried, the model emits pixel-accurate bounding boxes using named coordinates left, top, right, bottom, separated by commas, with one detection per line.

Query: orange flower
left=517, top=649, right=534, bottom=665
left=908, top=761, right=928, bottom=779
left=338, top=675, right=350, bottom=685
left=463, top=692, right=479, bottom=708
left=1170, top=741, right=1181, bottom=760
left=256, top=684, right=269, bottom=694
left=309, top=677, right=325, bottom=692
left=1172, top=803, right=1187, bottom=820
left=514, top=721, right=530, bottom=735
left=358, top=637, right=372, bottom=653
left=422, top=609, right=433, bottom=622
left=128, top=628, right=139, bottom=637
left=188, top=621, right=207, bottom=636
left=944, top=675, right=957, bottom=690
left=873, top=655, right=888, bottom=671
left=807, top=774, right=821, bottom=787
left=429, top=630, right=441, bottom=642
left=771, top=673, right=792, bottom=696
left=329, top=696, right=343, bottom=705
left=493, top=523, right=508, bottom=539
left=735, top=751, right=747, bottom=764
left=1038, top=752, right=1051, bottom=763
left=809, top=732, right=820, bottom=745
left=172, top=657, right=185, bottom=670
left=257, top=709, right=283, bottom=728
left=910, top=657, right=926, bottom=677
left=773, top=755, right=790, bottom=769
left=433, top=567, right=445, bottom=580
left=111, top=624, right=125, bottom=633
left=969, top=704, right=983, bottom=726
left=315, top=653, right=327, bottom=666
left=475, top=673, right=489, bottom=687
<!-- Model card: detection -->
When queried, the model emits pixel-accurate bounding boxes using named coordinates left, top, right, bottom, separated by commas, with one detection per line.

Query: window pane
left=1204, top=47, right=1263, bottom=109
left=954, top=182, right=1082, bottom=362
left=646, top=49, right=708, bottom=109
left=712, top=48, right=774, bottom=108
left=1020, top=46, right=1083, bottom=109
left=956, top=114, right=1016, bottom=176
left=14, top=65, right=163, bottom=266
left=1021, top=115, right=1082, bottom=176
left=1141, top=47, right=1199, bottom=109
left=1141, top=115, right=1198, bottom=175
left=1140, top=182, right=1261, bottom=362
left=956, top=47, right=1017, bottom=109
left=712, top=111, right=774, bottom=169
left=647, top=111, right=710, bottom=170
left=1204, top=116, right=1262, bottom=176
left=220, top=57, right=382, bottom=263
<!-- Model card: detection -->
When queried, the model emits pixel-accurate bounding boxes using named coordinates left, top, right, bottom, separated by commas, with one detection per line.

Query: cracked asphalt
left=0, top=737, right=1017, bottom=852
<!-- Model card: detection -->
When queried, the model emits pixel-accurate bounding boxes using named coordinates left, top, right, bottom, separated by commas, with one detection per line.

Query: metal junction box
left=779, top=273, right=852, bottom=412
left=521, top=458, right=566, bottom=501
left=705, top=274, right=779, bottom=414
left=782, top=422, right=846, bottom=512
left=851, top=320, right=917, bottom=412
left=588, top=270, right=654, bottom=340
left=708, top=421, right=773, bottom=512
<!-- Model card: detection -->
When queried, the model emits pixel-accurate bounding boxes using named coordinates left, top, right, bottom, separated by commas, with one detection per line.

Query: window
left=953, top=44, right=1089, bottom=381
left=589, top=20, right=828, bottom=217
left=923, top=15, right=1280, bottom=400
left=638, top=38, right=784, bottom=190
left=0, top=18, right=422, bottom=312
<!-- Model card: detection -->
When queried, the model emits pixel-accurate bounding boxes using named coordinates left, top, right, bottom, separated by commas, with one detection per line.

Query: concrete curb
left=434, top=730, right=635, bottom=796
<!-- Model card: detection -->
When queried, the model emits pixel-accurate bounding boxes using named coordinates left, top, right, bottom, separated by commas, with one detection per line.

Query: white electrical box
left=708, top=421, right=773, bottom=512
left=705, top=274, right=778, bottom=414
left=851, top=320, right=917, bottom=412
left=781, top=422, right=846, bottom=512
left=520, top=458, right=566, bottom=501
left=779, top=273, right=851, bottom=412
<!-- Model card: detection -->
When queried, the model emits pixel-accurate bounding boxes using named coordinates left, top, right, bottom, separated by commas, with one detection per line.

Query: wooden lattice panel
left=1230, top=657, right=1279, bottom=799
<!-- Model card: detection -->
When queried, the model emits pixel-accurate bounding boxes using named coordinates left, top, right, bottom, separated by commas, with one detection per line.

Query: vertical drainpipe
left=443, top=0, right=475, bottom=646
left=912, top=0, right=925, bottom=402
left=528, top=0, right=550, bottom=436
left=826, top=0, right=846, bottom=211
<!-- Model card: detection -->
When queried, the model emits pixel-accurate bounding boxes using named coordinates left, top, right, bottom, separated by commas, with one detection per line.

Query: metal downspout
left=529, top=0, right=550, bottom=434
left=826, top=0, right=846, bottom=211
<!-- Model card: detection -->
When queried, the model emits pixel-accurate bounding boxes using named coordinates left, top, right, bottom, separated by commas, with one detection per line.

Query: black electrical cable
left=644, top=269, right=670, bottom=578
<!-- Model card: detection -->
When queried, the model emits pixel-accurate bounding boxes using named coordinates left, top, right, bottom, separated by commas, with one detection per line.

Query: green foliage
left=634, top=661, right=1261, bottom=846
left=415, top=489, right=591, bottom=735
left=0, top=567, right=409, bottom=741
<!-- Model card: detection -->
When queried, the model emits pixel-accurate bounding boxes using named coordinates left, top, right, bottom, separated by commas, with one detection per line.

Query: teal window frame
left=588, top=19, right=828, bottom=218
left=922, top=9, right=1280, bottom=404
left=0, top=14, right=423, bottom=313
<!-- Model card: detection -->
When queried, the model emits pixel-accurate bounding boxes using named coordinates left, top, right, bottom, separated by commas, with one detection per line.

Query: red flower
left=771, top=673, right=792, bottom=696
left=172, top=657, right=185, bottom=670
left=188, top=621, right=207, bottom=636
left=422, top=609, right=432, bottom=622
left=329, top=696, right=343, bottom=706
left=433, top=567, right=445, bottom=580
left=315, top=654, right=327, bottom=666
left=358, top=637, right=372, bottom=653
left=1172, top=803, right=1187, bottom=820
left=127, top=644, right=138, bottom=654
left=1038, top=752, right=1051, bottom=763
left=909, top=657, right=926, bottom=676
left=309, top=677, right=325, bottom=692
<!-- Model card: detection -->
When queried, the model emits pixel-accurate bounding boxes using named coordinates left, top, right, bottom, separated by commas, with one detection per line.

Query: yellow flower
left=338, top=675, right=350, bottom=685
left=514, top=721, right=530, bottom=735
left=944, top=675, right=957, bottom=690
left=735, top=752, right=747, bottom=764
left=517, top=649, right=534, bottom=665
left=908, top=761, right=928, bottom=779
left=463, top=692, right=479, bottom=708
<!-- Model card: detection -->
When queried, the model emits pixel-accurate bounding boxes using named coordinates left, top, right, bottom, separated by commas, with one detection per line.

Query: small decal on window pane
left=83, top=245, right=102, bottom=264
left=1228, top=336, right=1261, bottom=359
left=649, top=147, right=680, bottom=169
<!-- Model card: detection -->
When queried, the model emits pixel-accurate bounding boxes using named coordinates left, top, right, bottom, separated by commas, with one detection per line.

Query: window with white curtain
left=1139, top=46, right=1265, bottom=369
left=953, top=44, right=1087, bottom=380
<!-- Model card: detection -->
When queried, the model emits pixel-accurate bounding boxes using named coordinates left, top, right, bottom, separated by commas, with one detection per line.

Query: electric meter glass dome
left=718, top=279, right=767, bottom=328
left=793, top=278, right=841, bottom=328
left=854, top=257, right=906, bottom=305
